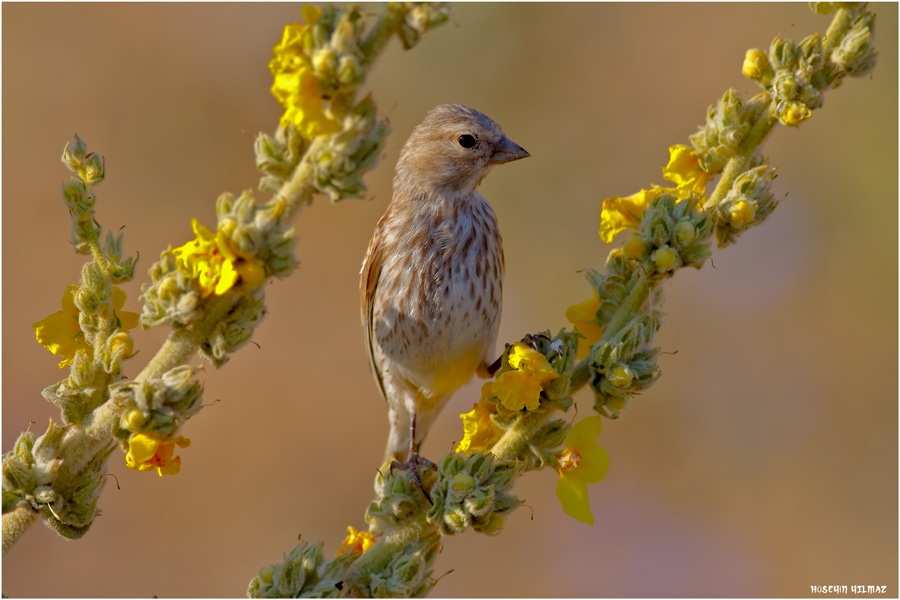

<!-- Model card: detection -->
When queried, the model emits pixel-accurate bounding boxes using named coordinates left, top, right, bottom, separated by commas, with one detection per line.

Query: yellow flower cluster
left=491, top=343, right=559, bottom=412
left=172, top=219, right=265, bottom=299
left=599, top=145, right=711, bottom=243
left=269, top=5, right=341, bottom=138
left=125, top=432, right=191, bottom=477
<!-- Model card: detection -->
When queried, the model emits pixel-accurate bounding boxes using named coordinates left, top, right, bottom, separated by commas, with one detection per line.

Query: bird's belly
left=376, top=261, right=501, bottom=400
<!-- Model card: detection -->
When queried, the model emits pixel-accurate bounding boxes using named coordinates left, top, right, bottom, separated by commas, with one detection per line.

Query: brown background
left=3, top=3, right=897, bottom=597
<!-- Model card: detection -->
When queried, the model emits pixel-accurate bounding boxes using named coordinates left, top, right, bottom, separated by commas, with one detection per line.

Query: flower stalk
left=3, top=1, right=451, bottom=559
left=250, top=4, right=878, bottom=594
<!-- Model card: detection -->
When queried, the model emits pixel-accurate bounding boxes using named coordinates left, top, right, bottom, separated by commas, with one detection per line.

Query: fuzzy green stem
left=2, top=505, right=37, bottom=556
left=567, top=277, right=655, bottom=396
left=491, top=408, right=554, bottom=461
left=136, top=293, right=240, bottom=383
left=276, top=150, right=317, bottom=218
left=360, top=4, right=404, bottom=67
left=345, top=514, right=440, bottom=592
left=706, top=112, right=778, bottom=209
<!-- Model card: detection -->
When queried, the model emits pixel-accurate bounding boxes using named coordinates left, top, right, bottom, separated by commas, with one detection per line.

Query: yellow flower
left=742, top=48, right=772, bottom=82
left=32, top=285, right=139, bottom=368
left=779, top=102, right=812, bottom=127
left=729, top=200, right=756, bottom=228
left=172, top=219, right=264, bottom=298
left=125, top=432, right=191, bottom=477
left=268, top=7, right=340, bottom=138
left=662, top=144, right=712, bottom=198
left=456, top=388, right=503, bottom=453
left=565, top=292, right=603, bottom=360
left=491, top=343, right=558, bottom=412
left=599, top=186, right=662, bottom=244
left=599, top=146, right=710, bottom=243
left=555, top=416, right=609, bottom=526
left=336, top=526, right=376, bottom=555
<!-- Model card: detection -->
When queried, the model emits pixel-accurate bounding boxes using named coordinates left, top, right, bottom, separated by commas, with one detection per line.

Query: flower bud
left=673, top=220, right=697, bottom=248
left=607, top=364, right=635, bottom=388
left=623, top=234, right=648, bottom=259
left=652, top=245, right=679, bottom=273
left=122, top=408, right=147, bottom=432
left=61, top=134, right=88, bottom=173
left=742, top=48, right=773, bottom=84
left=81, top=152, right=105, bottom=184
left=779, top=101, right=812, bottom=127
left=729, top=200, right=756, bottom=228
left=62, top=179, right=93, bottom=215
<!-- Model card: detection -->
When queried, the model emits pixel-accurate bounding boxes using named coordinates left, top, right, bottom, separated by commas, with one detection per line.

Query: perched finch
left=360, top=103, right=529, bottom=482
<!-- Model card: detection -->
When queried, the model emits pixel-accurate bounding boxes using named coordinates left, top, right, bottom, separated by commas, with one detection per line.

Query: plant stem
left=360, top=4, right=403, bottom=67
left=706, top=111, right=778, bottom=209
left=136, top=293, right=240, bottom=383
left=2, top=505, right=37, bottom=556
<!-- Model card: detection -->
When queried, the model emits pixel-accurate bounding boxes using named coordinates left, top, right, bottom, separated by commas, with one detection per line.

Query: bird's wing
left=360, top=206, right=392, bottom=404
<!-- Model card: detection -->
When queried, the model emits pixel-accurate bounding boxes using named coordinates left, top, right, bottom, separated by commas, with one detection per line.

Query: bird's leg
left=391, top=414, right=436, bottom=504
left=483, top=355, right=503, bottom=377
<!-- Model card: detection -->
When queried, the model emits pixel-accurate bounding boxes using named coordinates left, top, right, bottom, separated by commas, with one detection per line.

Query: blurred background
left=3, top=3, right=897, bottom=597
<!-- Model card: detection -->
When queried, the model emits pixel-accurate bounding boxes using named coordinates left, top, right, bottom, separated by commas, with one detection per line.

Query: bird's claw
left=391, top=454, right=437, bottom=504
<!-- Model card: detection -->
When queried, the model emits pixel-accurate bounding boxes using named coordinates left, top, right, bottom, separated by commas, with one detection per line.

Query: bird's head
left=395, top=103, right=530, bottom=198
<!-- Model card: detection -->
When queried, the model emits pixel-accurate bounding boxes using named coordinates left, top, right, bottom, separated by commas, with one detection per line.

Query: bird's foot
left=391, top=453, right=437, bottom=505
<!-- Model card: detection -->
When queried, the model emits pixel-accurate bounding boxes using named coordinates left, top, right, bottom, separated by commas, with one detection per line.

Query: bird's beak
left=491, top=136, right=530, bottom=164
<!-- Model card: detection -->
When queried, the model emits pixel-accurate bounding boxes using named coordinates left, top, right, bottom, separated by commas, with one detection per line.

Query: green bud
left=607, top=364, right=635, bottom=388
left=62, top=134, right=88, bottom=173
left=673, top=220, right=697, bottom=248
left=337, top=54, right=361, bottom=86
left=311, top=46, right=337, bottom=76
left=395, top=2, right=452, bottom=49
left=774, top=74, right=800, bottom=100
left=832, top=13, right=877, bottom=77
left=448, top=471, right=475, bottom=496
left=651, top=245, right=679, bottom=274
left=770, top=37, right=800, bottom=71
left=799, top=33, right=824, bottom=71
left=81, top=152, right=105, bottom=184
left=463, top=488, right=494, bottom=518
left=62, top=178, right=92, bottom=215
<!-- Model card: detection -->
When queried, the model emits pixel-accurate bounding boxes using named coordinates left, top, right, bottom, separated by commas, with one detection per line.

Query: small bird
left=360, top=104, right=529, bottom=484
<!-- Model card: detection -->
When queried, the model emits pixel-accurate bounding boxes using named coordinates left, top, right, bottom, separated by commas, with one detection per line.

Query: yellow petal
left=492, top=371, right=542, bottom=411
left=566, top=294, right=603, bottom=360
left=565, top=295, right=599, bottom=325
left=157, top=456, right=181, bottom=476
left=508, top=343, right=558, bottom=383
left=32, top=311, right=82, bottom=357
left=214, top=259, right=240, bottom=295
left=599, top=188, right=654, bottom=243
left=663, top=145, right=710, bottom=197
left=565, top=415, right=604, bottom=452
left=127, top=433, right=160, bottom=463
left=556, top=474, right=594, bottom=525
left=573, top=445, right=610, bottom=485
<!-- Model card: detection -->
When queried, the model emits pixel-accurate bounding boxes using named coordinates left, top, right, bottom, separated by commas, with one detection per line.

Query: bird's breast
left=373, top=193, right=504, bottom=396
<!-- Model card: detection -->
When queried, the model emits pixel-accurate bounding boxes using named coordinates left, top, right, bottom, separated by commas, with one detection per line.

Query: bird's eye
left=458, top=134, right=477, bottom=149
